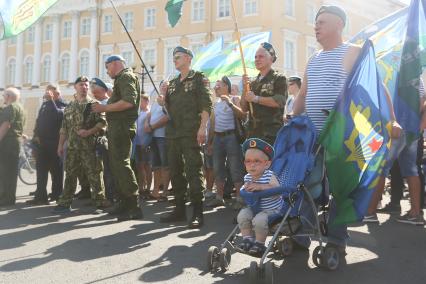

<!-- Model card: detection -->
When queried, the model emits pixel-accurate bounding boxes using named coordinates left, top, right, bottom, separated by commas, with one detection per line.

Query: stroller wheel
left=207, top=246, right=219, bottom=272
left=323, top=246, right=340, bottom=271
left=219, top=247, right=232, bottom=271
left=312, top=246, right=323, bottom=267
left=248, top=261, right=259, bottom=284
left=278, top=238, right=293, bottom=257
left=264, top=262, right=274, bottom=284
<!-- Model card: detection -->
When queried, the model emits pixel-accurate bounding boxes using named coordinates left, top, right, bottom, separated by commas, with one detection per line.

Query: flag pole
left=230, top=0, right=255, bottom=122
left=108, top=0, right=159, bottom=95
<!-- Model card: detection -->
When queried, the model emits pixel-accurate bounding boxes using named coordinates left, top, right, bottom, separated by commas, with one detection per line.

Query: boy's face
left=244, top=149, right=271, bottom=177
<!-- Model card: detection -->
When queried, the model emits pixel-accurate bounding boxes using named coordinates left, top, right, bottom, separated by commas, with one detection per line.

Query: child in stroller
left=236, top=138, right=283, bottom=257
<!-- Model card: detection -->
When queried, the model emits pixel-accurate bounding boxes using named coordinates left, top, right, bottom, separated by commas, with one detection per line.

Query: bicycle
left=19, top=140, right=37, bottom=185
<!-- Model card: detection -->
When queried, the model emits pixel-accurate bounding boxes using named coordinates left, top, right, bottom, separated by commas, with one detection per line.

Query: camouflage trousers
left=58, top=148, right=106, bottom=207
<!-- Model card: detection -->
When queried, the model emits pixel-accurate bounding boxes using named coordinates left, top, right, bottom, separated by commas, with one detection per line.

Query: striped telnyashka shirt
left=243, top=170, right=283, bottom=211
left=305, top=43, right=350, bottom=134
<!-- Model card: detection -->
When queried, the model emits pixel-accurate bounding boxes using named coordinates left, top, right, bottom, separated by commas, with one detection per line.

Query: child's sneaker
left=248, top=241, right=267, bottom=257
left=235, top=238, right=254, bottom=253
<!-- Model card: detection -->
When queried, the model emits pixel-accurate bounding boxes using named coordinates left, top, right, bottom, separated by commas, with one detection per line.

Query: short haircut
left=46, top=84, right=60, bottom=93
left=4, top=87, right=20, bottom=100
left=141, top=94, right=149, bottom=101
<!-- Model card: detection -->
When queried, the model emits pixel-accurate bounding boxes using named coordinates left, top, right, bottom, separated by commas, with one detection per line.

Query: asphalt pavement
left=0, top=181, right=425, bottom=284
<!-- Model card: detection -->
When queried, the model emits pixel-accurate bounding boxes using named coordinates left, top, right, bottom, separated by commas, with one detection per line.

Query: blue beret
left=315, top=5, right=346, bottom=26
left=90, top=77, right=108, bottom=91
left=260, top=42, right=277, bottom=63
left=105, top=55, right=125, bottom=64
left=74, top=75, right=89, bottom=85
left=242, top=138, right=275, bottom=160
left=173, top=46, right=193, bottom=58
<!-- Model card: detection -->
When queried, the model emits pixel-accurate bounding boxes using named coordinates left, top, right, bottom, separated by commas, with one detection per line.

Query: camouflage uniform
left=165, top=70, right=212, bottom=206
left=248, top=69, right=287, bottom=145
left=57, top=97, right=106, bottom=207
left=106, top=68, right=140, bottom=201
left=0, top=102, right=25, bottom=205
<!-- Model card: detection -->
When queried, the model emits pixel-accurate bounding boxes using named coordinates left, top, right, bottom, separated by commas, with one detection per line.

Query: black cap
left=90, top=77, right=108, bottom=91
left=260, top=42, right=277, bottom=63
left=315, top=5, right=346, bottom=26
left=173, top=46, right=193, bottom=58
left=74, top=75, right=89, bottom=85
left=221, top=76, right=232, bottom=93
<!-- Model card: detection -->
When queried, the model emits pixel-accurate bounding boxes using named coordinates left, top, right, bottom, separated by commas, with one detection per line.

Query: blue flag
left=318, top=40, right=391, bottom=225
left=192, top=37, right=224, bottom=72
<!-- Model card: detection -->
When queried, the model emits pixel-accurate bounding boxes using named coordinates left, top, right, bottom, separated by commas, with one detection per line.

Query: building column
left=69, top=11, right=80, bottom=81
left=0, top=40, right=7, bottom=90
left=15, top=33, right=24, bottom=88
left=50, top=14, right=61, bottom=83
left=89, top=8, right=98, bottom=78
left=32, top=20, right=43, bottom=88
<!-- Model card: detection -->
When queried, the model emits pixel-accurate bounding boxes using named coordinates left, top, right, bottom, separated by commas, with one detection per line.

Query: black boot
left=107, top=199, right=126, bottom=215
left=160, top=199, right=186, bottom=223
left=188, top=201, right=203, bottom=229
left=117, top=197, right=143, bottom=221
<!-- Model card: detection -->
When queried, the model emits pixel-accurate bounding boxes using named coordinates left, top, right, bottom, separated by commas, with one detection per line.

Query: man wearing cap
left=293, top=5, right=402, bottom=253
left=92, top=55, right=142, bottom=221
left=53, top=76, right=109, bottom=213
left=283, top=76, right=301, bottom=123
left=27, top=84, right=67, bottom=205
left=157, top=46, right=212, bottom=228
left=241, top=42, right=287, bottom=145
left=90, top=77, right=116, bottom=203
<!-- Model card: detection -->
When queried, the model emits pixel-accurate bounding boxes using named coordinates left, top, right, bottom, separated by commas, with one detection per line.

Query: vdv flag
left=318, top=40, right=392, bottom=225
left=192, top=37, right=224, bottom=72
left=198, top=32, right=271, bottom=81
left=0, top=0, right=59, bottom=39
left=350, top=0, right=426, bottom=143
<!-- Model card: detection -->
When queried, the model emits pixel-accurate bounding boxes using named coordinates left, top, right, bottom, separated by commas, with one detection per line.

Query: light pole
left=140, top=64, right=155, bottom=95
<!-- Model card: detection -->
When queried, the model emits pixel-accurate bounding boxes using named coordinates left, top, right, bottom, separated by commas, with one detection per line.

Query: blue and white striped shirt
left=306, top=43, right=350, bottom=133
left=243, top=170, right=284, bottom=211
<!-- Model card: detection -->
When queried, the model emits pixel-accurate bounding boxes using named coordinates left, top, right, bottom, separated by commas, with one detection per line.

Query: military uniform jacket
left=165, top=70, right=212, bottom=139
left=0, top=102, right=25, bottom=140
left=249, top=69, right=287, bottom=139
left=107, top=68, right=140, bottom=122
left=60, top=96, right=106, bottom=151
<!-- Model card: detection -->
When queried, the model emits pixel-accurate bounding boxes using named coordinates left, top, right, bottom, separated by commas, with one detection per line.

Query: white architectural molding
left=32, top=21, right=43, bottom=87
left=50, top=14, right=61, bottom=83
left=0, top=40, right=6, bottom=89
left=69, top=11, right=80, bottom=82
left=89, top=8, right=98, bottom=78
left=15, top=33, right=24, bottom=87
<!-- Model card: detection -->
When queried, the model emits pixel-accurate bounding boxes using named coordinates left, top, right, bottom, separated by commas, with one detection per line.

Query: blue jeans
left=151, top=137, right=168, bottom=169
left=212, top=133, right=244, bottom=184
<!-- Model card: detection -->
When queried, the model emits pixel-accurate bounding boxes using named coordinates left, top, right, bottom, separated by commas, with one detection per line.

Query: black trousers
left=0, top=137, right=20, bottom=204
left=35, top=141, right=63, bottom=201
left=390, top=136, right=425, bottom=208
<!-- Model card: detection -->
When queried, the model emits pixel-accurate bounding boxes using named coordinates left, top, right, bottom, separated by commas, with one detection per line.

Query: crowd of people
left=0, top=5, right=425, bottom=259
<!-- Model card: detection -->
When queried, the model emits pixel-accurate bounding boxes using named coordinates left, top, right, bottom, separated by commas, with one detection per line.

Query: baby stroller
left=206, top=116, right=340, bottom=283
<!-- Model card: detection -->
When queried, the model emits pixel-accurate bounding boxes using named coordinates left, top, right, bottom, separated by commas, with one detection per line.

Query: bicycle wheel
left=19, top=157, right=37, bottom=185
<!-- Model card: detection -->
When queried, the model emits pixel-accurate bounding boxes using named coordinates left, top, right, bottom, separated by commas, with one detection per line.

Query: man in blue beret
left=241, top=42, right=288, bottom=145
left=92, top=55, right=143, bottom=221
left=157, top=46, right=212, bottom=228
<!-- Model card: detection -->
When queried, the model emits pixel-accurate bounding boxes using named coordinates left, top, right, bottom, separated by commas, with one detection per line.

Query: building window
left=81, top=18, right=91, bottom=36
left=307, top=45, right=316, bottom=59
left=103, top=15, right=113, bottom=33
left=122, top=51, right=134, bottom=66
left=44, top=24, right=53, bottom=41
left=26, top=26, right=35, bottom=43
left=244, top=0, right=257, bottom=16
left=100, top=54, right=111, bottom=80
left=284, top=40, right=295, bottom=71
left=8, top=37, right=16, bottom=45
left=165, top=46, right=176, bottom=76
left=143, top=49, right=156, bottom=67
left=42, top=56, right=51, bottom=82
left=190, top=43, right=204, bottom=55
left=145, top=8, right=156, bottom=28
left=306, top=4, right=315, bottom=25
left=123, top=12, right=134, bottom=31
left=192, top=0, right=205, bottom=22
left=7, top=59, right=16, bottom=85
left=218, top=0, right=230, bottom=18
left=80, top=51, right=90, bottom=76
left=24, top=57, right=33, bottom=84
left=63, top=21, right=71, bottom=38
left=60, top=54, right=70, bottom=81
left=284, top=0, right=295, bottom=17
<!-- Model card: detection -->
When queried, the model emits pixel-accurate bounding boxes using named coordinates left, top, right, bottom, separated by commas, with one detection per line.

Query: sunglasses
left=173, top=55, right=182, bottom=60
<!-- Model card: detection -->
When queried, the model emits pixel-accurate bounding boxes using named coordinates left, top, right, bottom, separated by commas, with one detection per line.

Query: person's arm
left=244, top=75, right=287, bottom=109
left=197, top=74, right=213, bottom=145
left=150, top=114, right=169, bottom=130
left=57, top=132, right=66, bottom=158
left=0, top=121, right=11, bottom=142
left=92, top=100, right=133, bottom=113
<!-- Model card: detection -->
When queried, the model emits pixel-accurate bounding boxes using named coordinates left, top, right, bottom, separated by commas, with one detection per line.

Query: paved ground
left=0, top=181, right=425, bottom=284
